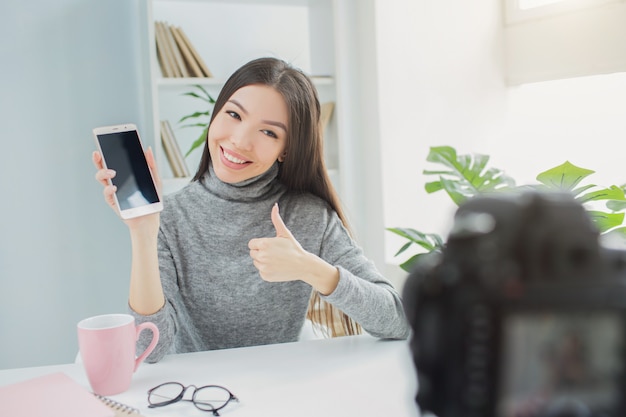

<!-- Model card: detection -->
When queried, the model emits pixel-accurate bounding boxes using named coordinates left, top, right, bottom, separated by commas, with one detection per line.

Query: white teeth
left=223, top=149, right=246, bottom=164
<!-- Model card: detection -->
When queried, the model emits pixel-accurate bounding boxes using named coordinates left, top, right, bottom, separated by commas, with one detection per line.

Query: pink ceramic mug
left=77, top=313, right=159, bottom=395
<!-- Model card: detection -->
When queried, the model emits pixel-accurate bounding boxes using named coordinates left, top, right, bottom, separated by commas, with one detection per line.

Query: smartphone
left=92, top=123, right=163, bottom=219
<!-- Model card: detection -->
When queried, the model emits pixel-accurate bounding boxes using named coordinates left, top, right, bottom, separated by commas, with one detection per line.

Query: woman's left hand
left=248, top=203, right=339, bottom=295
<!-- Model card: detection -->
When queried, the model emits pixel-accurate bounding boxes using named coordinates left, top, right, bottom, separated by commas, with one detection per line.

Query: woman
left=94, top=57, right=409, bottom=362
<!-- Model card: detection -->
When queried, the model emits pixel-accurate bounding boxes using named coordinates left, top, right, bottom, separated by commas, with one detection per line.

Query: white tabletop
left=0, top=335, right=420, bottom=417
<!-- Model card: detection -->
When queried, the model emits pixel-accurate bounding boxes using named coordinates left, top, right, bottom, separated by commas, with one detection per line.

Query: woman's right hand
left=92, top=147, right=162, bottom=232
left=93, top=147, right=165, bottom=315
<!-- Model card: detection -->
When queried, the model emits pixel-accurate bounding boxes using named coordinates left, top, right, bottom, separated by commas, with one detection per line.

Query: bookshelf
left=141, top=0, right=340, bottom=195
left=139, top=0, right=387, bottom=267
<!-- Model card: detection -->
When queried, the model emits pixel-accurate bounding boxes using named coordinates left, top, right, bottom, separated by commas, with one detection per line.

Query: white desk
left=0, top=335, right=420, bottom=417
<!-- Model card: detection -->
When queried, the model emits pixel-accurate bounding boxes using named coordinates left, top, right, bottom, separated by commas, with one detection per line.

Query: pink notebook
left=0, top=372, right=114, bottom=417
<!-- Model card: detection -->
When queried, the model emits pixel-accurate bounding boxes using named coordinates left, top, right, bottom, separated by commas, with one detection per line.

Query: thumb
left=271, top=203, right=293, bottom=238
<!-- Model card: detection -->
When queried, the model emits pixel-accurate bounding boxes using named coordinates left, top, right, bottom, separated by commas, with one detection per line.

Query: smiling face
left=207, top=84, right=288, bottom=184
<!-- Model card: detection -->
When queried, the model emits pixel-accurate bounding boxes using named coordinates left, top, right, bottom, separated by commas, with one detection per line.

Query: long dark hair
left=192, top=57, right=360, bottom=337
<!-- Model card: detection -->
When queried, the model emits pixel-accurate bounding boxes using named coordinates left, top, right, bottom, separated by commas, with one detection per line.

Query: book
left=161, top=21, right=183, bottom=77
left=171, top=26, right=203, bottom=77
left=0, top=372, right=114, bottom=417
left=161, top=120, right=190, bottom=177
left=164, top=23, right=189, bottom=77
left=163, top=120, right=191, bottom=177
left=161, top=121, right=183, bottom=177
left=154, top=21, right=176, bottom=77
left=154, top=21, right=212, bottom=78
left=175, top=25, right=213, bottom=77
left=154, top=22, right=169, bottom=77
left=161, top=128, right=176, bottom=177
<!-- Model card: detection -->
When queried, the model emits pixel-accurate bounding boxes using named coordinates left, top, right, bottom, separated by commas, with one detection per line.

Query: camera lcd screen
left=97, top=130, right=160, bottom=211
left=498, top=312, right=624, bottom=417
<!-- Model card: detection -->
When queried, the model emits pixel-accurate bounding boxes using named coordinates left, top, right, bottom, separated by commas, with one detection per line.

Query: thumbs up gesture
left=248, top=203, right=306, bottom=283
left=248, top=203, right=340, bottom=295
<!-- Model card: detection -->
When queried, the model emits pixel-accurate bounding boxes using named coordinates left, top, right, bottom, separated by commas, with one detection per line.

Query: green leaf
left=185, top=127, right=208, bottom=158
left=426, top=146, right=458, bottom=166
left=439, top=177, right=471, bottom=206
left=386, top=227, right=426, bottom=242
left=393, top=241, right=414, bottom=257
left=193, top=84, right=216, bottom=103
left=181, top=84, right=216, bottom=104
left=576, top=185, right=626, bottom=205
left=386, top=227, right=444, bottom=253
left=181, top=91, right=206, bottom=101
left=473, top=168, right=516, bottom=191
left=570, top=184, right=596, bottom=198
left=587, top=210, right=625, bottom=233
left=536, top=161, right=595, bottom=191
left=423, top=169, right=455, bottom=176
left=422, top=146, right=515, bottom=204
left=607, top=200, right=626, bottom=212
left=399, top=254, right=419, bottom=273
left=424, top=181, right=444, bottom=194
left=180, top=122, right=211, bottom=129
left=178, top=111, right=211, bottom=123
left=398, top=252, right=442, bottom=273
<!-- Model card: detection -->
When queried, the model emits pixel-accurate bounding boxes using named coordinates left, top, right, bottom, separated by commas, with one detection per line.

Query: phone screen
left=96, top=130, right=160, bottom=211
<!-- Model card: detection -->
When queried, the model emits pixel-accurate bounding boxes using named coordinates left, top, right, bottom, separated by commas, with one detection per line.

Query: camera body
left=403, top=192, right=626, bottom=417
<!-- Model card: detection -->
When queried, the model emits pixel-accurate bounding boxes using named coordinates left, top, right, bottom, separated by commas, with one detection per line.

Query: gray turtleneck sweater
left=133, top=162, right=410, bottom=363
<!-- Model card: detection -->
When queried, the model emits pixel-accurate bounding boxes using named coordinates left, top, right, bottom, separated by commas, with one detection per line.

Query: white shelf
left=143, top=0, right=340, bottom=194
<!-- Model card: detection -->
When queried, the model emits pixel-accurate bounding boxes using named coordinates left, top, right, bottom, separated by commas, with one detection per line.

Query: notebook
left=0, top=372, right=116, bottom=417
left=95, top=393, right=144, bottom=416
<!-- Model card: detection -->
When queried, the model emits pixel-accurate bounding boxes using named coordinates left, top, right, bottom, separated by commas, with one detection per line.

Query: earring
left=278, top=152, right=287, bottom=162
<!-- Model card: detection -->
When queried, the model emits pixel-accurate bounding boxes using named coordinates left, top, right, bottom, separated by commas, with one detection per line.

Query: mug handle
left=134, top=322, right=160, bottom=371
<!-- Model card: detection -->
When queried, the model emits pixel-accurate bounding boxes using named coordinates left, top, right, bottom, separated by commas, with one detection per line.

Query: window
left=519, top=0, right=576, bottom=10
left=504, top=0, right=619, bottom=24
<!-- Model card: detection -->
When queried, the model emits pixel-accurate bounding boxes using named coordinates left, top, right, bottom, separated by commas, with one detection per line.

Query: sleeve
left=318, top=210, right=411, bottom=340
left=130, top=227, right=183, bottom=363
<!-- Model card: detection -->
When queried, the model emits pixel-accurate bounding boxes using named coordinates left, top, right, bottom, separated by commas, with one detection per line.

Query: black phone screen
left=97, top=130, right=160, bottom=211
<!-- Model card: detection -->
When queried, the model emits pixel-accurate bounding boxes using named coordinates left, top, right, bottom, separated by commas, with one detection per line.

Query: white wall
left=0, top=0, right=147, bottom=368
left=375, top=0, right=626, bottom=287
left=375, top=0, right=508, bottom=282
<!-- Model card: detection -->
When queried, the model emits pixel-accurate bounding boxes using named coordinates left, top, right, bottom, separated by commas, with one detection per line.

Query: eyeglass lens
left=193, top=386, right=233, bottom=411
left=148, top=382, right=185, bottom=405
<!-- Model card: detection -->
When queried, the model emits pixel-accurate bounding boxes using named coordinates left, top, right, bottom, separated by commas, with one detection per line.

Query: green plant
left=178, top=84, right=216, bottom=158
left=533, top=161, right=626, bottom=233
left=388, top=146, right=626, bottom=272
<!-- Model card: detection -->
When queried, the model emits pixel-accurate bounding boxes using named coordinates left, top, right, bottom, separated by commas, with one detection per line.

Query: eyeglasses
left=147, top=381, right=239, bottom=416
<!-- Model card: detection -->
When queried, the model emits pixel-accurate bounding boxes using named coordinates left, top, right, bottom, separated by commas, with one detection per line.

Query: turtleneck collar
left=199, top=160, right=284, bottom=202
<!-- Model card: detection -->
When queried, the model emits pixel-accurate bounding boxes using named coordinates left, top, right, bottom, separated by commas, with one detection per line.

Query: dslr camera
left=402, top=191, right=626, bottom=417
